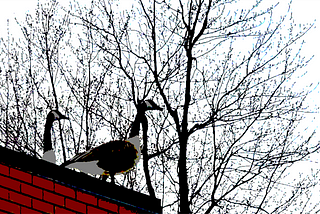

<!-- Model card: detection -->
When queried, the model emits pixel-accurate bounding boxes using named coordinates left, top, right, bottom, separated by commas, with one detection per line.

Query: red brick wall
left=0, top=163, right=139, bottom=214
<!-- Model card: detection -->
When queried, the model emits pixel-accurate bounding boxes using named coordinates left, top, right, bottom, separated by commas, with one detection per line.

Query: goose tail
left=42, top=150, right=56, bottom=164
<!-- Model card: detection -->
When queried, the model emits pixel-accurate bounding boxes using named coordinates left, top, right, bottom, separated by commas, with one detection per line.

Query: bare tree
left=1, top=0, right=319, bottom=213
left=0, top=20, right=36, bottom=154
left=0, top=1, right=70, bottom=161
left=22, top=1, right=70, bottom=162
left=73, top=0, right=319, bottom=213
left=60, top=0, right=136, bottom=174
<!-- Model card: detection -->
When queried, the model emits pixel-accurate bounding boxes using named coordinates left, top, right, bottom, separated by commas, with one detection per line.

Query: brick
left=32, top=198, right=54, bottom=213
left=0, top=198, right=20, bottom=213
left=21, top=183, right=42, bottom=199
left=0, top=164, right=9, bottom=176
left=87, top=206, right=108, bottom=214
left=0, top=187, right=9, bottom=199
left=33, top=176, right=54, bottom=191
left=98, top=199, right=118, bottom=213
left=55, top=184, right=75, bottom=198
left=43, top=190, right=64, bottom=206
left=55, top=206, right=77, bottom=214
left=119, top=206, right=137, bottom=214
left=9, top=191, right=32, bottom=207
left=21, top=206, right=42, bottom=214
left=77, top=191, right=97, bottom=205
left=65, top=198, right=86, bottom=213
left=0, top=175, right=20, bottom=191
left=10, top=168, right=32, bottom=183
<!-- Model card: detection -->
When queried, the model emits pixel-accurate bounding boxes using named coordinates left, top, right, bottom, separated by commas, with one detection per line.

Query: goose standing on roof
left=42, top=110, right=69, bottom=164
left=61, top=100, right=162, bottom=184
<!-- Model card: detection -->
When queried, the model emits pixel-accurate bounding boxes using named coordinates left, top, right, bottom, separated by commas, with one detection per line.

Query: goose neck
left=129, top=110, right=146, bottom=138
left=44, top=120, right=53, bottom=152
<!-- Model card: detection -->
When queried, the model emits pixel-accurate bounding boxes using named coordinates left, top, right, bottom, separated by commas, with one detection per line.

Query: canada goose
left=61, top=100, right=162, bottom=184
left=42, top=110, right=69, bottom=164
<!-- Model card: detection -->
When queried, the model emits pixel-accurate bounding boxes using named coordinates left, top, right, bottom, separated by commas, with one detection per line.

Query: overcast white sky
left=0, top=0, right=318, bottom=65
left=1, top=0, right=318, bottom=126
left=0, top=0, right=318, bottom=82
left=0, top=1, right=318, bottom=126
left=0, top=0, right=319, bottom=144
left=0, top=0, right=319, bottom=210
left=0, top=1, right=318, bottom=127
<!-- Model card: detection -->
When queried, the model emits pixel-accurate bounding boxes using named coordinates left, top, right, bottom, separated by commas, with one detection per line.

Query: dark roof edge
left=0, top=146, right=162, bottom=214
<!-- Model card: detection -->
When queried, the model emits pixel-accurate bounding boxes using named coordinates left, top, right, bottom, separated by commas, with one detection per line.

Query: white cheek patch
left=52, top=111, right=60, bottom=120
left=145, top=100, right=152, bottom=108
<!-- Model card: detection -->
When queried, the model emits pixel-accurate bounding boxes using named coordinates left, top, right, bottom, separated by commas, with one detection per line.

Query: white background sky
left=0, top=0, right=319, bottom=151
left=0, top=0, right=320, bottom=207
left=0, top=3, right=319, bottom=144
left=0, top=0, right=318, bottom=97
left=1, top=0, right=318, bottom=141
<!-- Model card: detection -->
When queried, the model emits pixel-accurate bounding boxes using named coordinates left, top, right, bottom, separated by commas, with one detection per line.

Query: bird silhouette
left=42, top=110, right=69, bottom=164
left=61, top=100, right=162, bottom=184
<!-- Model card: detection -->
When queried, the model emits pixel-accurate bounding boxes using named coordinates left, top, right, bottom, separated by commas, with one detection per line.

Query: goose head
left=47, top=110, right=69, bottom=122
left=139, top=99, right=163, bottom=111
left=42, top=110, right=69, bottom=164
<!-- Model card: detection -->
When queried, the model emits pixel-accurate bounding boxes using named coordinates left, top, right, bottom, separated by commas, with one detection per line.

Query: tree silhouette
left=0, top=0, right=319, bottom=213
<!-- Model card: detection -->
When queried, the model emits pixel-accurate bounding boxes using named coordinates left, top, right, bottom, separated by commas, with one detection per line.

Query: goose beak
left=154, top=105, right=163, bottom=111
left=61, top=115, right=69, bottom=120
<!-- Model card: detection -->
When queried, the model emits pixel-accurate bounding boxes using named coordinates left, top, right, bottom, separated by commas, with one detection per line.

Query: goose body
left=42, top=110, right=69, bottom=164
left=62, top=136, right=140, bottom=176
left=61, top=100, right=162, bottom=183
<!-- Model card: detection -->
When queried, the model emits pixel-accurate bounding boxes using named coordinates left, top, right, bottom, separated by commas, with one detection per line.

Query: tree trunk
left=178, top=134, right=190, bottom=213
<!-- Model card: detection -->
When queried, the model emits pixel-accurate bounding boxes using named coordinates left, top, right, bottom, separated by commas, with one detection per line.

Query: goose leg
left=110, top=173, right=115, bottom=184
left=101, top=174, right=107, bottom=181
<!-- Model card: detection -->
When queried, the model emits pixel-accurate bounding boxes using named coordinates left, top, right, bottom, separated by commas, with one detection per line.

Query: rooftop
left=0, top=145, right=162, bottom=213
